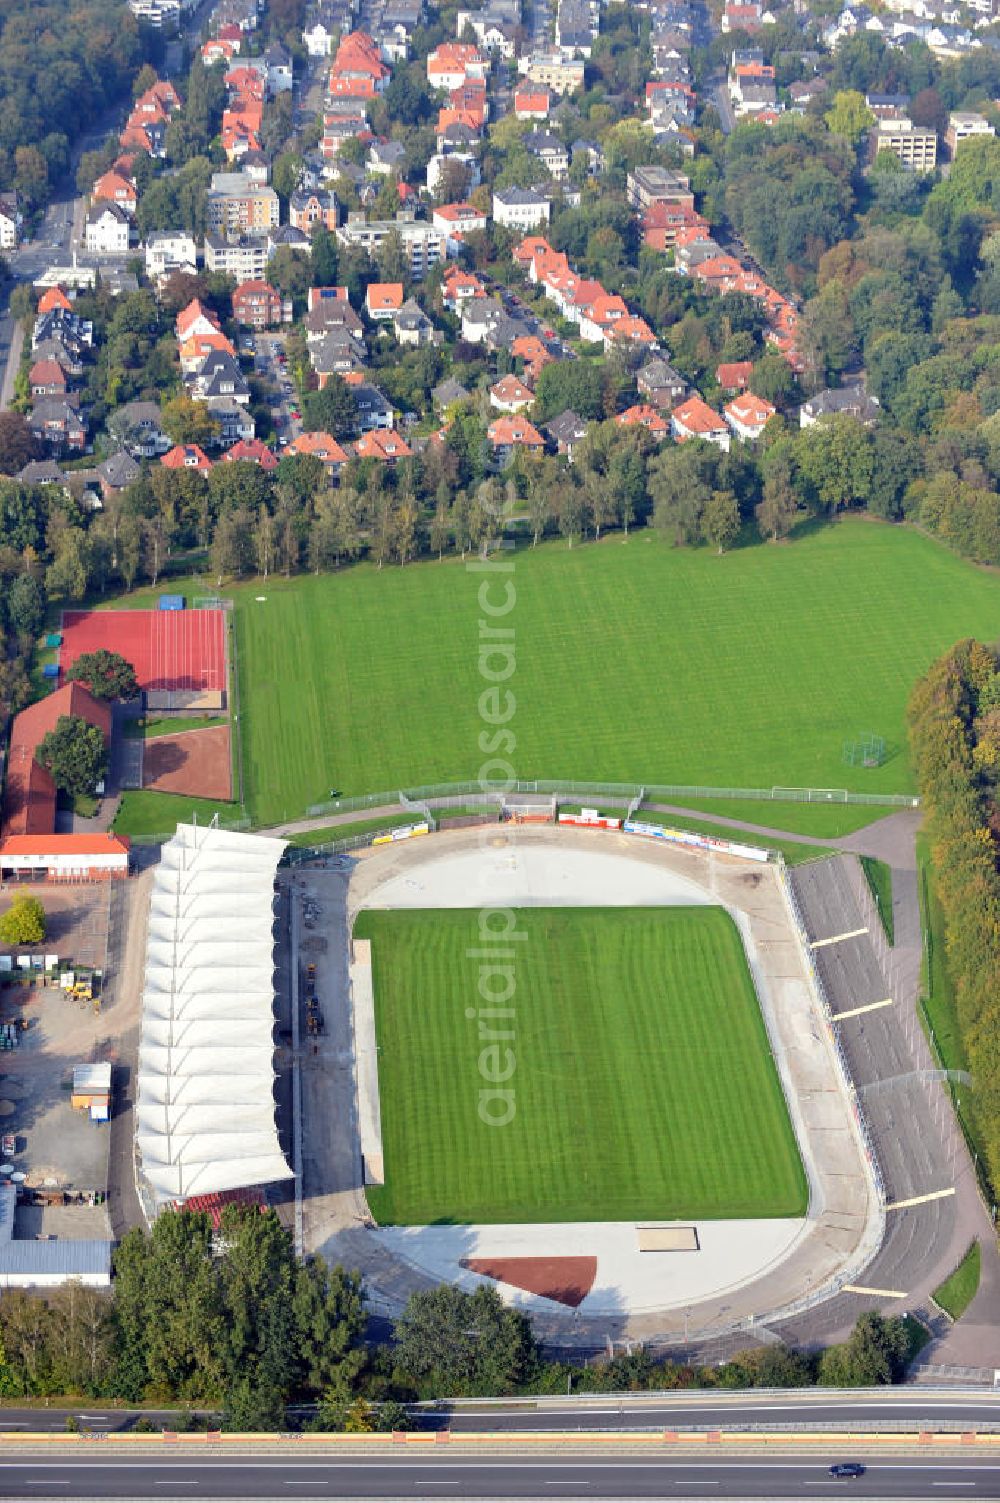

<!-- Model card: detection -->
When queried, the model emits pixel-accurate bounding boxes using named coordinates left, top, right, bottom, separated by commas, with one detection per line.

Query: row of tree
left=0, top=0, right=147, bottom=217
left=908, top=639, right=1000, bottom=1193
left=0, top=1206, right=915, bottom=1416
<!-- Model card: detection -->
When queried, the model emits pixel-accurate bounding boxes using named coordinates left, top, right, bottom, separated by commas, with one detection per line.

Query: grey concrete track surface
left=4, top=1451, right=1000, bottom=1499
left=778, top=857, right=1000, bottom=1359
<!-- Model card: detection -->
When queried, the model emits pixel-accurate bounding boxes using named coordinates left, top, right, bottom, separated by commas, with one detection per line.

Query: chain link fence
left=304, top=780, right=919, bottom=822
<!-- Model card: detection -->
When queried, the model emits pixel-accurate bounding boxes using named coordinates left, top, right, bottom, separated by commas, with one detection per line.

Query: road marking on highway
left=810, top=927, right=868, bottom=949
left=833, top=998, right=893, bottom=1020
left=885, top=1187, right=957, bottom=1211
left=842, top=1284, right=908, bottom=1298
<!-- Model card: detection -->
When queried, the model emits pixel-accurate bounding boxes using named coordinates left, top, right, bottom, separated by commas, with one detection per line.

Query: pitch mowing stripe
left=358, top=906, right=807, bottom=1226
left=232, top=525, right=1000, bottom=825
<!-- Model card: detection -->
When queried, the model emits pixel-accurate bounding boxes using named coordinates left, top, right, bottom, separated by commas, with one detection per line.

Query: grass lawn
left=114, top=790, right=243, bottom=841
left=657, top=798, right=882, bottom=839
left=284, top=813, right=422, bottom=847
left=860, top=856, right=894, bottom=945
left=933, top=1242, right=981, bottom=1321
left=232, top=522, right=1000, bottom=825
left=915, top=834, right=989, bottom=1176
left=124, top=716, right=227, bottom=740
left=357, top=905, right=807, bottom=1225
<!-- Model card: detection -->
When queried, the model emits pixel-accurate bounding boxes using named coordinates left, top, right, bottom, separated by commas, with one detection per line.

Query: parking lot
left=0, top=882, right=139, bottom=1225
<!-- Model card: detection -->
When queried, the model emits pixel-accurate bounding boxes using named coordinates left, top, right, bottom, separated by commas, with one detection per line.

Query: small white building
left=85, top=202, right=131, bottom=255
left=0, top=194, right=19, bottom=250
left=303, top=18, right=336, bottom=53
left=145, top=230, right=198, bottom=279
left=492, top=186, right=552, bottom=230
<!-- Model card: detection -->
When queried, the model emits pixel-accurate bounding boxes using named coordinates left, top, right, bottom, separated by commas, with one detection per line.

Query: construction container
left=71, top=1061, right=111, bottom=1116
left=158, top=594, right=185, bottom=611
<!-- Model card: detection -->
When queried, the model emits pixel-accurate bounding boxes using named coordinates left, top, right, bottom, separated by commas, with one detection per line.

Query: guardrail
left=304, top=779, right=919, bottom=821
left=2, top=1430, right=999, bottom=1450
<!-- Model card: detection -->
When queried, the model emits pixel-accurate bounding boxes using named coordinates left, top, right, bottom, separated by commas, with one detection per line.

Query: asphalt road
left=3, top=1452, right=1000, bottom=1499
left=1, top=1392, right=999, bottom=1435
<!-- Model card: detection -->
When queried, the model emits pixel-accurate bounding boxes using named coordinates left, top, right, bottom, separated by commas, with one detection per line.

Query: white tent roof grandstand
left=136, top=823, right=293, bottom=1206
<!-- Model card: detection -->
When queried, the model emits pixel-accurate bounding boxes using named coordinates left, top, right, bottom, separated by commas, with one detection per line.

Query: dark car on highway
left=829, top=1463, right=866, bottom=1478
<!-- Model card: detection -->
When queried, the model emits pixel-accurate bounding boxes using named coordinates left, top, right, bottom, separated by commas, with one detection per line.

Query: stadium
left=286, top=815, right=885, bottom=1343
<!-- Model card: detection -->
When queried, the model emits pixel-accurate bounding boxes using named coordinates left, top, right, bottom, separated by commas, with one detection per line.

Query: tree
left=45, top=532, right=88, bottom=603
left=36, top=715, right=108, bottom=798
left=0, top=894, right=46, bottom=946
left=649, top=442, right=713, bottom=545
left=210, top=506, right=255, bottom=581
left=795, top=414, right=873, bottom=513
left=393, top=1285, right=538, bottom=1397
left=66, top=650, right=138, bottom=701
left=756, top=457, right=798, bottom=541
left=6, top=573, right=45, bottom=638
left=161, top=394, right=220, bottom=449
left=302, top=377, right=358, bottom=441
left=909, top=86, right=947, bottom=137
left=0, top=414, right=41, bottom=475
left=701, top=490, right=740, bottom=553
left=310, top=227, right=339, bottom=287
left=818, top=1313, right=909, bottom=1387
left=824, top=90, right=875, bottom=147
left=533, top=361, right=606, bottom=422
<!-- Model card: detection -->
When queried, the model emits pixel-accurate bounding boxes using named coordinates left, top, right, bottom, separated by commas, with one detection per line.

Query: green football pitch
left=356, top=905, right=808, bottom=1225
left=234, top=522, right=1000, bottom=825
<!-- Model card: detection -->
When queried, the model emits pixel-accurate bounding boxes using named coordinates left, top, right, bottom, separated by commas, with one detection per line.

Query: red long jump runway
left=60, top=610, right=226, bottom=696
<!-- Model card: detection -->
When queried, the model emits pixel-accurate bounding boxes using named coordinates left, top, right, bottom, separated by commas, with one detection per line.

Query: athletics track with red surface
left=60, top=609, right=226, bottom=694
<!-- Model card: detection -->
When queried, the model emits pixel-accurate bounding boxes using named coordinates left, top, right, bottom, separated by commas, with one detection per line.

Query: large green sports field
left=235, top=522, right=1000, bottom=825
left=356, top=905, right=807, bottom=1225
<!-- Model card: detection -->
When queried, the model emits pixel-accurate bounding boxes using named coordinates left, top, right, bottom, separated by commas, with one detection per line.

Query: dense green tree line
left=0, top=1205, right=913, bottom=1414
left=908, top=640, right=1000, bottom=1190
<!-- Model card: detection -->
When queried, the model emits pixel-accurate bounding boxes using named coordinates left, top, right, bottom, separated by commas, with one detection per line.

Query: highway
left=2, top=1451, right=1000, bottom=1499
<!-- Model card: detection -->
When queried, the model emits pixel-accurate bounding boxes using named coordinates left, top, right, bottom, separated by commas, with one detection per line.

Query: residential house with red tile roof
left=92, top=170, right=137, bottom=215
left=716, top=361, right=754, bottom=391
left=175, top=299, right=222, bottom=343
left=161, top=444, right=213, bottom=472
left=487, top=415, right=545, bottom=460
left=287, top=431, right=349, bottom=473
left=232, top=279, right=285, bottom=328
left=490, top=374, right=535, bottom=412
left=616, top=404, right=671, bottom=436
left=223, top=438, right=278, bottom=468
left=671, top=395, right=731, bottom=451
left=724, top=391, right=775, bottom=441
left=29, top=359, right=68, bottom=397
left=511, top=334, right=555, bottom=382
left=427, top=43, right=488, bottom=90
left=329, top=31, right=389, bottom=98
left=441, top=265, right=486, bottom=310
left=432, top=202, right=489, bottom=237
left=354, top=429, right=412, bottom=461
left=37, top=286, right=72, bottom=314
left=365, top=282, right=404, bottom=319
left=514, top=86, right=551, bottom=119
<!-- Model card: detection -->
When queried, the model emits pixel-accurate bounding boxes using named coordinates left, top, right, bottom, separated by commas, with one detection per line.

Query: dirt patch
left=461, top=1255, right=598, bottom=1308
left=142, top=725, right=232, bottom=801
